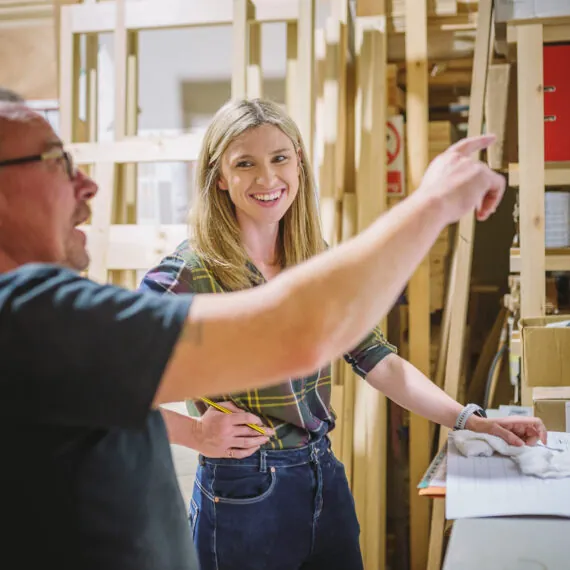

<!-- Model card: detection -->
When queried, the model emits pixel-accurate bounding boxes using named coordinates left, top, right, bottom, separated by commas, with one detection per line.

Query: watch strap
left=454, top=403, right=487, bottom=431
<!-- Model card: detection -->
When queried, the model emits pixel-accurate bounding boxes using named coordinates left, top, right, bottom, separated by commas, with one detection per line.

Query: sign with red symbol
left=387, top=115, right=406, bottom=196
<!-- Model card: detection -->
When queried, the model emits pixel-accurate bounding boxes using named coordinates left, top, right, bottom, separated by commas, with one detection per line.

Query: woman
left=139, top=98, right=545, bottom=570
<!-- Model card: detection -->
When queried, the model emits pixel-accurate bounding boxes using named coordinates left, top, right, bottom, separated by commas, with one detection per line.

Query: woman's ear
left=217, top=177, right=229, bottom=191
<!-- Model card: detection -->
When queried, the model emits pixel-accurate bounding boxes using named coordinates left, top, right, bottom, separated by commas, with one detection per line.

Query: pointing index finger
left=447, top=133, right=497, bottom=157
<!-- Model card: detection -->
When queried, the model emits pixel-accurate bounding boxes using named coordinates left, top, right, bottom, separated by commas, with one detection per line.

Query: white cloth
left=452, top=430, right=570, bottom=479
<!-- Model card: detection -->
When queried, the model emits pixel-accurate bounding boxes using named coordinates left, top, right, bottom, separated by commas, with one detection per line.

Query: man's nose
left=74, top=169, right=98, bottom=201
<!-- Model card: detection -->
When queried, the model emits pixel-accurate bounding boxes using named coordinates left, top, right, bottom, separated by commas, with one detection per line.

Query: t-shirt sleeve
left=0, top=263, right=194, bottom=430
left=343, top=324, right=398, bottom=379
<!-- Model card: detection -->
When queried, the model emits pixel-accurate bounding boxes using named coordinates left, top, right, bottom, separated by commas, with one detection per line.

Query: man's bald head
left=0, top=102, right=49, bottom=160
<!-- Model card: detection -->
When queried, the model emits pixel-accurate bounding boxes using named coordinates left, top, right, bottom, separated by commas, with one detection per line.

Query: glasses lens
left=64, top=152, right=75, bottom=180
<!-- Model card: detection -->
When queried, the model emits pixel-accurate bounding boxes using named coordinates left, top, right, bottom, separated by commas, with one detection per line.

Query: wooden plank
left=485, top=64, right=512, bottom=170
left=247, top=21, right=263, bottom=98
left=517, top=23, right=545, bottom=407
left=508, top=162, right=570, bottom=187
left=69, top=0, right=300, bottom=34
left=405, top=0, right=431, bottom=568
left=68, top=135, right=204, bottom=165
left=354, top=11, right=388, bottom=570
left=285, top=21, right=298, bottom=119
left=426, top=2, right=493, bottom=569
left=87, top=163, right=115, bottom=283
left=507, top=20, right=570, bottom=44
left=80, top=224, right=189, bottom=270
left=58, top=5, right=80, bottom=143
left=296, top=0, right=316, bottom=162
left=510, top=248, right=570, bottom=273
left=231, top=0, right=253, bottom=98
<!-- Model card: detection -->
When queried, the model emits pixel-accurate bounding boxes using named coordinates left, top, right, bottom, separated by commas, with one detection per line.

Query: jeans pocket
left=197, top=465, right=277, bottom=505
left=188, top=496, right=200, bottom=540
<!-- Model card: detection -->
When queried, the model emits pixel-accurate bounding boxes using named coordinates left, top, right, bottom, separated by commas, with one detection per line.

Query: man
left=0, top=100, right=544, bottom=570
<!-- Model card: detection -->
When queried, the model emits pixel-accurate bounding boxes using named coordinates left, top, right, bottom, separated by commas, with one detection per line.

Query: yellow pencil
left=200, top=397, right=267, bottom=436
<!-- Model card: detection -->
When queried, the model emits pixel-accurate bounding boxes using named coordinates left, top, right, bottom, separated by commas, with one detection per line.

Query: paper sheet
left=446, top=431, right=570, bottom=520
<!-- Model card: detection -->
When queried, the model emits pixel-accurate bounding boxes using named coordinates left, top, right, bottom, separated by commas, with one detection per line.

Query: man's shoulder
left=0, top=262, right=76, bottom=284
left=0, top=263, right=86, bottom=304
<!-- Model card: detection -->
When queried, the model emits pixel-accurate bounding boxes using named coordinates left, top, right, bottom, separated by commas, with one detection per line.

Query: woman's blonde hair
left=189, top=98, right=325, bottom=291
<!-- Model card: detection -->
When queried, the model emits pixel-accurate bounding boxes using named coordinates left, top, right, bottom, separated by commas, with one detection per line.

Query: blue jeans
left=188, top=436, right=363, bottom=570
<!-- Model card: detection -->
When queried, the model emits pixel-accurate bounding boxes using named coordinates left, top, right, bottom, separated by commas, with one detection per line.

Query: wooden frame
left=57, top=0, right=316, bottom=286
left=69, top=137, right=199, bottom=281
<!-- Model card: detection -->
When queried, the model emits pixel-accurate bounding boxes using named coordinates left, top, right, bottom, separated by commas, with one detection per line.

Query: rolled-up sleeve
left=343, top=325, right=398, bottom=379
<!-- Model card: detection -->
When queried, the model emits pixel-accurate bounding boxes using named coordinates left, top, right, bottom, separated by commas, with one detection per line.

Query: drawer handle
left=544, top=115, right=557, bottom=122
left=544, top=85, right=556, bottom=93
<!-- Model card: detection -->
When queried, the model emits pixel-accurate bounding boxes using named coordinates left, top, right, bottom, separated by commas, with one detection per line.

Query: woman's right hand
left=195, top=401, right=275, bottom=459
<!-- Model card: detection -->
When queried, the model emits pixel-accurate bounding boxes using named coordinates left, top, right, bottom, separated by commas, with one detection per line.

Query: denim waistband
left=198, top=436, right=333, bottom=471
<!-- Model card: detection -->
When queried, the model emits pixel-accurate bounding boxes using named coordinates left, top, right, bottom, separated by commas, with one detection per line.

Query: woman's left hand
left=466, top=415, right=548, bottom=447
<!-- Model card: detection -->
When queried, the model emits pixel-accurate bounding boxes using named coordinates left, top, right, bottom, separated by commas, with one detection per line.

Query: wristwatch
left=453, top=403, right=487, bottom=431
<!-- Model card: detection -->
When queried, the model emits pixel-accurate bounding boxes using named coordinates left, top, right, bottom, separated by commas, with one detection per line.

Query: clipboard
left=417, top=442, right=447, bottom=498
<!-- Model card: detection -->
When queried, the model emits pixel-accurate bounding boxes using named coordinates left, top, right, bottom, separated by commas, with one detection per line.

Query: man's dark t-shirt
left=0, top=264, right=199, bottom=569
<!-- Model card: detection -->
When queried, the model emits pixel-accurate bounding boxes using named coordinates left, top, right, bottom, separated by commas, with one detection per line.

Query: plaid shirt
left=139, top=240, right=397, bottom=449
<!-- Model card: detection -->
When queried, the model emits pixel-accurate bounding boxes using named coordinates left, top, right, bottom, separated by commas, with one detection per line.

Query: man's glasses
left=0, top=147, right=76, bottom=180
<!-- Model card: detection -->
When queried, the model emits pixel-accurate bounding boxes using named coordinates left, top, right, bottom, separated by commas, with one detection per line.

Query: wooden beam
left=508, top=162, right=570, bottom=187
left=87, top=163, right=115, bottom=283
left=507, top=19, right=570, bottom=44
left=517, top=23, right=545, bottom=407
left=68, top=135, right=204, bottom=165
left=354, top=10, right=388, bottom=569
left=285, top=21, right=298, bottom=119
left=296, top=0, right=316, bottom=162
left=405, top=0, right=431, bottom=568
left=80, top=224, right=189, bottom=270
left=247, top=21, right=263, bottom=98
left=69, top=0, right=300, bottom=34
left=58, top=4, right=80, bottom=143
left=426, top=1, right=493, bottom=568
left=485, top=64, right=512, bottom=170
left=231, top=0, right=254, bottom=98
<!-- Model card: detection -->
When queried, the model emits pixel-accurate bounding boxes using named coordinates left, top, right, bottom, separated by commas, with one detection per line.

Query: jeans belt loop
left=260, top=450, right=267, bottom=473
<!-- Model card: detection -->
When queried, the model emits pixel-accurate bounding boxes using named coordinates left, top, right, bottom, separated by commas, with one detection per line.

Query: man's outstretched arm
left=155, top=135, right=505, bottom=404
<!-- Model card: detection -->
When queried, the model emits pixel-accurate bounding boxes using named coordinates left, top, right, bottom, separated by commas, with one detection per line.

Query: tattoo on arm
left=181, top=320, right=203, bottom=345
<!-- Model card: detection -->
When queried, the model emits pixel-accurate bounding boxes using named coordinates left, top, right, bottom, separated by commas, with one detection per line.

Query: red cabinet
left=543, top=44, right=570, bottom=162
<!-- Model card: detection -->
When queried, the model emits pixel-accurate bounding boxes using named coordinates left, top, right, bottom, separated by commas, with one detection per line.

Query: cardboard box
left=519, top=315, right=570, bottom=387
left=533, top=387, right=570, bottom=432
left=495, top=0, right=570, bottom=22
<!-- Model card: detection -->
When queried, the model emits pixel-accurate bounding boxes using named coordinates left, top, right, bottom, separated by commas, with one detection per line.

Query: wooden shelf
left=510, top=248, right=570, bottom=272
left=508, top=162, right=570, bottom=187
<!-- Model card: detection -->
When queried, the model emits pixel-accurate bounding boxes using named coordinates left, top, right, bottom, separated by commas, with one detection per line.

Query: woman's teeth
left=252, top=190, right=282, bottom=202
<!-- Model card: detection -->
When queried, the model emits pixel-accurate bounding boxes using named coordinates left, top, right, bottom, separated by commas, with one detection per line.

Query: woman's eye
left=274, top=155, right=288, bottom=163
left=236, top=161, right=252, bottom=168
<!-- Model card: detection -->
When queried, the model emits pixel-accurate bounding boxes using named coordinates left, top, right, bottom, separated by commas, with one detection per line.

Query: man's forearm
left=276, top=192, right=448, bottom=371
left=155, top=135, right=504, bottom=405
left=155, top=192, right=449, bottom=405
left=367, top=353, right=462, bottom=428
